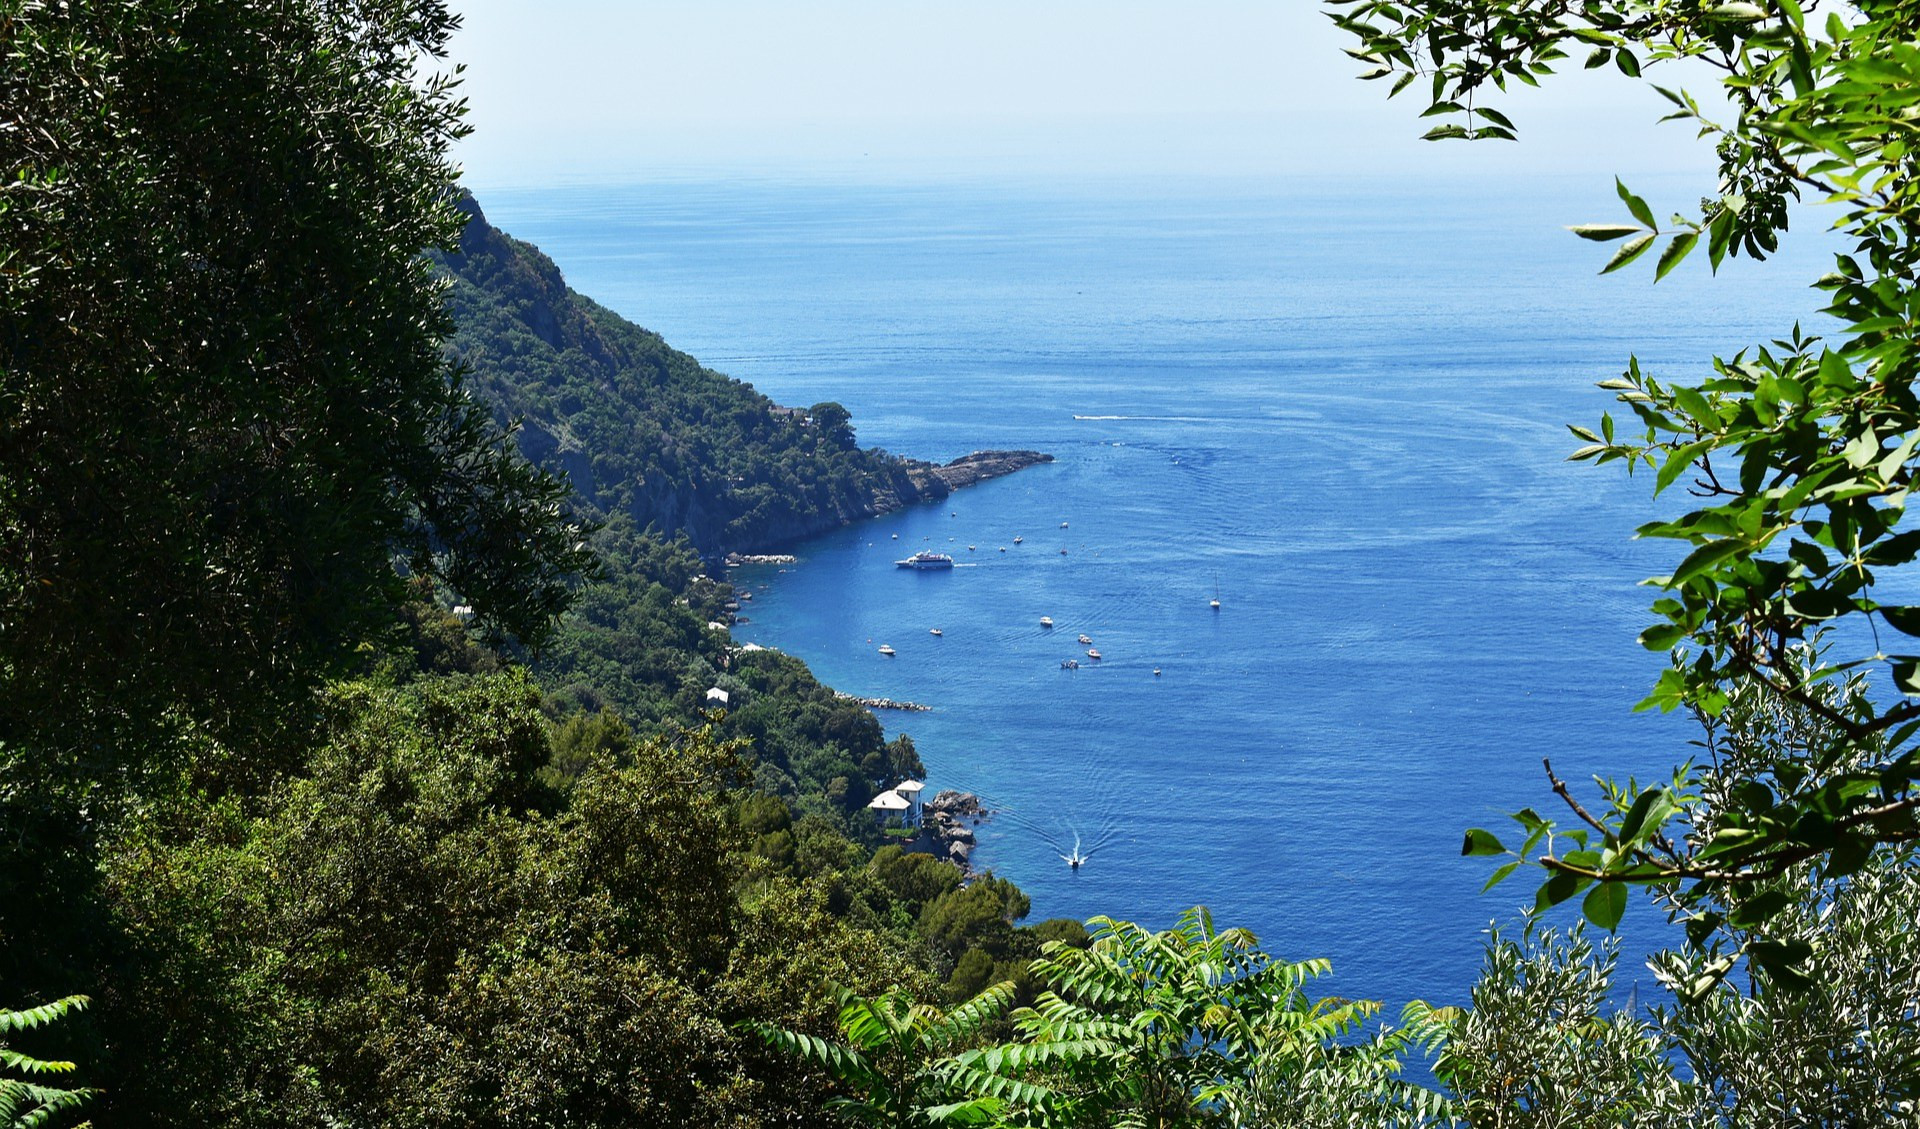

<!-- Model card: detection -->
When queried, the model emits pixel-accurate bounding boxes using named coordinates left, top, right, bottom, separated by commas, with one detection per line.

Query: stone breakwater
left=923, top=790, right=988, bottom=873
left=834, top=692, right=931, bottom=712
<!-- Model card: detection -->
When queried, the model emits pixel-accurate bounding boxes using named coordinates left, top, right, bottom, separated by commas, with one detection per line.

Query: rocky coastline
left=919, top=790, right=988, bottom=874
left=722, top=449, right=1054, bottom=559
left=834, top=692, right=931, bottom=712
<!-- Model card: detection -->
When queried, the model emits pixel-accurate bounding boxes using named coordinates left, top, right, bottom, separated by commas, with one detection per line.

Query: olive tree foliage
left=1432, top=928, right=1694, bottom=1129
left=1424, top=675, right=1920, bottom=1123
left=0, top=0, right=595, bottom=769
left=1331, top=0, right=1920, bottom=972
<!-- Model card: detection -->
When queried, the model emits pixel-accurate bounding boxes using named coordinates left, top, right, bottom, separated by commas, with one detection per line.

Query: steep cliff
left=435, top=196, right=1048, bottom=557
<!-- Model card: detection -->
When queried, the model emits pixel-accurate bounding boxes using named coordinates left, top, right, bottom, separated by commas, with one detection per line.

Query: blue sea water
left=478, top=174, right=1835, bottom=1013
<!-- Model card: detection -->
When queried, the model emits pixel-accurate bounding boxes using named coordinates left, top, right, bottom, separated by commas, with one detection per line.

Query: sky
left=447, top=1, right=1725, bottom=189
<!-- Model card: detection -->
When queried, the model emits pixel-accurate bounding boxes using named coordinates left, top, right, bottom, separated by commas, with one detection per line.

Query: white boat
left=1013, top=535, right=1024, bottom=544
left=895, top=551, right=955, bottom=570
left=929, top=628, right=943, bottom=636
left=878, top=644, right=896, bottom=656
left=1087, top=648, right=1102, bottom=660
left=1077, top=634, right=1093, bottom=645
left=1040, top=616, right=1054, bottom=628
left=1061, top=658, right=1079, bottom=669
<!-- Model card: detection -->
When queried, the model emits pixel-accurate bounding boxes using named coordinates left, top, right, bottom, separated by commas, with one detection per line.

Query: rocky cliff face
left=434, top=197, right=1051, bottom=560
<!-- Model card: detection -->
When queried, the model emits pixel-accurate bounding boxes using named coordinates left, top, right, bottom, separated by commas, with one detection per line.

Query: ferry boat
left=895, top=551, right=955, bottom=570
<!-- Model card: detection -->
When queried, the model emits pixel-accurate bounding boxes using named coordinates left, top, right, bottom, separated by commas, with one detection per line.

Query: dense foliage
left=1333, top=0, right=1920, bottom=985
left=0, top=0, right=592, bottom=773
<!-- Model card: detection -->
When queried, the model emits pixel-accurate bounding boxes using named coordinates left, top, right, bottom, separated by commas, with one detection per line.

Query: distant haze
left=449, top=1, right=1723, bottom=188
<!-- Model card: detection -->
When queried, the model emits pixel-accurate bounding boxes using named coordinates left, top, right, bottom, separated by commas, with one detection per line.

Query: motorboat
left=1040, top=616, right=1054, bottom=628
left=878, top=644, right=896, bottom=656
left=929, top=628, right=943, bottom=636
left=1087, top=648, right=1102, bottom=660
left=1077, top=634, right=1093, bottom=645
left=1060, top=658, right=1079, bottom=669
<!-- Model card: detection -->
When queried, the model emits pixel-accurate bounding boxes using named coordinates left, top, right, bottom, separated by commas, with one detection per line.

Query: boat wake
left=1072, top=414, right=1223, bottom=423
left=966, top=769, right=1130, bottom=873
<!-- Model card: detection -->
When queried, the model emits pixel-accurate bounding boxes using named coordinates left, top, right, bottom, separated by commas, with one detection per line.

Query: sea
left=477, top=173, right=1836, bottom=1015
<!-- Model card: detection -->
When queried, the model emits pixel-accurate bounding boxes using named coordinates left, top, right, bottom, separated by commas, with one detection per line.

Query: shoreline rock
left=922, top=790, right=989, bottom=875
left=722, top=449, right=1054, bottom=560
left=724, top=553, right=798, bottom=566
left=835, top=692, right=931, bottom=712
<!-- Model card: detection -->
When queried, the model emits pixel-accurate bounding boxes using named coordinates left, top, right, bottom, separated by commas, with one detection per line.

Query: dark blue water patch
left=479, top=176, right=1839, bottom=1014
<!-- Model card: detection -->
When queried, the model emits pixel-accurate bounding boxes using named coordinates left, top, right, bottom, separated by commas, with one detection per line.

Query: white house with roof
left=866, top=788, right=913, bottom=828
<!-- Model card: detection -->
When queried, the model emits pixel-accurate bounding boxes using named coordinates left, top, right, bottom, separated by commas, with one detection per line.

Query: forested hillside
left=436, top=194, right=1045, bottom=556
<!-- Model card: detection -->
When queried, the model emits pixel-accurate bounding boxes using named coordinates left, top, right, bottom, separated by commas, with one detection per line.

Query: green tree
left=0, top=0, right=594, bottom=773
left=1333, top=0, right=1920, bottom=974
left=1430, top=927, right=1691, bottom=1128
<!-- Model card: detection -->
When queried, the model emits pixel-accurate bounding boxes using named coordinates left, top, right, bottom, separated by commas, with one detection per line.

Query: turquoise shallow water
left=478, top=174, right=1833, bottom=1011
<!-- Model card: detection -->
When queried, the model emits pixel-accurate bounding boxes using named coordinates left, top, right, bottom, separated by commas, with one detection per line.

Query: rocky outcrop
left=923, top=791, right=989, bottom=874
left=834, top=692, right=931, bottom=712
left=923, top=450, right=1054, bottom=492
left=734, top=450, right=1054, bottom=558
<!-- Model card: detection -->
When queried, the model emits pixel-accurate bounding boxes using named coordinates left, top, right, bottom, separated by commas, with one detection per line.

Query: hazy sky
left=448, top=1, right=1720, bottom=188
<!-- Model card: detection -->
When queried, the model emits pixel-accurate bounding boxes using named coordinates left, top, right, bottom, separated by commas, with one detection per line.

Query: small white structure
left=893, top=780, right=926, bottom=827
left=867, top=789, right=912, bottom=828
left=705, top=687, right=730, bottom=708
left=451, top=604, right=474, bottom=621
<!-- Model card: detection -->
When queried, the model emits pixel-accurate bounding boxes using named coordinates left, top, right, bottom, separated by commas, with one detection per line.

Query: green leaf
left=1616, top=787, right=1667, bottom=843
left=1568, top=223, right=1647, bottom=242
left=1582, top=881, right=1628, bottom=930
left=1601, top=232, right=1658, bottom=274
left=1616, top=179, right=1657, bottom=229
left=1669, top=537, right=1749, bottom=585
left=1655, top=231, right=1699, bottom=280
left=1462, top=828, right=1507, bottom=856
left=1535, top=870, right=1588, bottom=911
